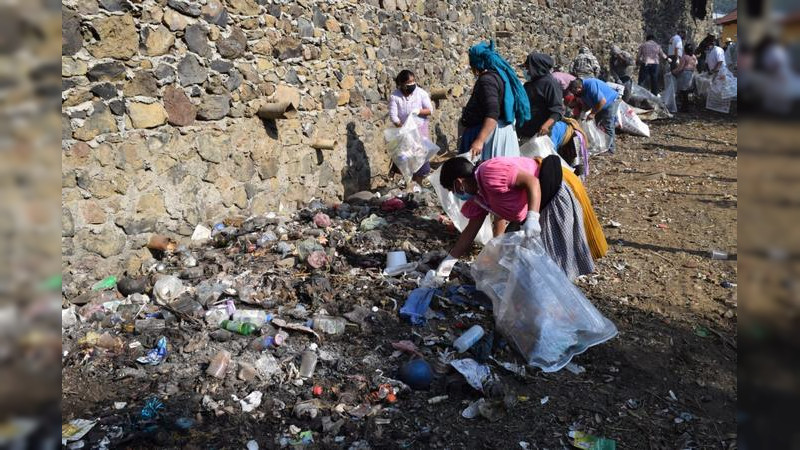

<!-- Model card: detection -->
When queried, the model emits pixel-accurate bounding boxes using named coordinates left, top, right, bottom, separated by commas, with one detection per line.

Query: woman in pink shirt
left=388, top=70, right=434, bottom=184
left=435, top=155, right=594, bottom=280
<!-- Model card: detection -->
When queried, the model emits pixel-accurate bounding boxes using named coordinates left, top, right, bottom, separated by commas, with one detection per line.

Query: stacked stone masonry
left=62, top=0, right=714, bottom=276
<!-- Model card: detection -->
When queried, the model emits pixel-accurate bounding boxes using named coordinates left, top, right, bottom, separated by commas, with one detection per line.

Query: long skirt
left=459, top=121, right=520, bottom=160
left=539, top=182, right=595, bottom=280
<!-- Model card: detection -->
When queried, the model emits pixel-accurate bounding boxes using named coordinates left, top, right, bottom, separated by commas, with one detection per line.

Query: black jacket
left=517, top=53, right=564, bottom=138
left=460, top=71, right=504, bottom=128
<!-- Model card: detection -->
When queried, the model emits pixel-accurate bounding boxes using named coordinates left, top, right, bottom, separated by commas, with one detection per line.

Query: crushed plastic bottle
left=233, top=310, right=268, bottom=324
left=311, top=315, right=347, bottom=335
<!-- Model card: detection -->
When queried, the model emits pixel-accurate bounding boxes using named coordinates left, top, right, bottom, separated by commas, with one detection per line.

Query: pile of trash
left=61, top=186, right=615, bottom=448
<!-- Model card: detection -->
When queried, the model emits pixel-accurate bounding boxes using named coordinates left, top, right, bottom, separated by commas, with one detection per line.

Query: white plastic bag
left=579, top=119, right=609, bottom=155
left=715, top=67, right=738, bottom=100
left=706, top=68, right=735, bottom=113
left=472, top=231, right=617, bottom=372
left=520, top=136, right=573, bottom=170
left=519, top=135, right=556, bottom=159
left=694, top=73, right=712, bottom=97
left=615, top=101, right=650, bottom=137
left=662, top=73, right=677, bottom=114
left=383, top=115, right=440, bottom=180
left=430, top=160, right=493, bottom=245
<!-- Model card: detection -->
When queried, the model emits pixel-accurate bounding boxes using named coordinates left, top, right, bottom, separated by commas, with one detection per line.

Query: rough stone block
left=88, top=14, right=138, bottom=59
left=127, top=102, right=168, bottom=129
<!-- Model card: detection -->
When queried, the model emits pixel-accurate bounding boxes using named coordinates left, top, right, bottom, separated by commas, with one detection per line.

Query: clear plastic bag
left=615, top=101, right=650, bottom=137
left=579, top=119, right=610, bottom=155
left=472, top=231, right=617, bottom=372
left=662, top=73, right=677, bottom=114
left=384, top=115, right=440, bottom=180
left=430, top=159, right=493, bottom=245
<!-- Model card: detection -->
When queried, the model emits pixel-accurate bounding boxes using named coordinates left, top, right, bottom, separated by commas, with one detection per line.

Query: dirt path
left=61, top=113, right=737, bottom=449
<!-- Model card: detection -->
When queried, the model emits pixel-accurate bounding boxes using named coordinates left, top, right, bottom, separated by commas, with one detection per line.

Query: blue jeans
left=595, top=100, right=619, bottom=153
left=638, top=63, right=660, bottom=95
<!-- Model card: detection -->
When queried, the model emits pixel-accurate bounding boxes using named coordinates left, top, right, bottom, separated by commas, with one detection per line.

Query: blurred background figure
left=570, top=46, right=601, bottom=79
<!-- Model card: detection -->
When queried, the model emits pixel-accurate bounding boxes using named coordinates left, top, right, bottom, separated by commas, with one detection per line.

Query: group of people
left=387, top=41, right=610, bottom=283
left=632, top=32, right=736, bottom=110
left=385, top=35, right=737, bottom=282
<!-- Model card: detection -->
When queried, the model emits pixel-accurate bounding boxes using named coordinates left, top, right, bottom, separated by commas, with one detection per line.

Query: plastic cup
left=709, top=250, right=728, bottom=260
left=386, top=251, right=407, bottom=270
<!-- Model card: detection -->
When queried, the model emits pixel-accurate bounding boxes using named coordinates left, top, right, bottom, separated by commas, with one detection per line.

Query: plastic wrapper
left=383, top=114, right=440, bottom=180
left=472, top=231, right=618, bottom=372
left=616, top=101, right=650, bottom=137
left=579, top=119, right=610, bottom=155
left=430, top=159, right=493, bottom=245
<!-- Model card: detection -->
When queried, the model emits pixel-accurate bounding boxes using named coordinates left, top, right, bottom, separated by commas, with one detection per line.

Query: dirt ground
left=61, top=112, right=737, bottom=449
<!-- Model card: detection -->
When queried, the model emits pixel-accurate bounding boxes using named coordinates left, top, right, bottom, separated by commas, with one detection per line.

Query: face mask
left=401, top=83, right=416, bottom=95
left=524, top=72, right=532, bottom=81
left=455, top=192, right=474, bottom=201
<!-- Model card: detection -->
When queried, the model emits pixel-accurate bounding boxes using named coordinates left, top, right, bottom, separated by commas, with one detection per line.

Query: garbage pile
left=64, top=187, right=610, bottom=448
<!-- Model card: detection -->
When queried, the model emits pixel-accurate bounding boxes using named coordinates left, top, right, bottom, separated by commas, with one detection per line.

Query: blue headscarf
left=468, top=40, right=531, bottom=126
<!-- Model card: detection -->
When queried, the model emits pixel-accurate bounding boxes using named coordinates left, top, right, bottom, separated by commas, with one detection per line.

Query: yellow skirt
left=561, top=168, right=608, bottom=259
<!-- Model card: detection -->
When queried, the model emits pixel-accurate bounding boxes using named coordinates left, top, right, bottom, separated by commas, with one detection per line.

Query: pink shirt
left=551, top=72, right=576, bottom=91
left=461, top=157, right=540, bottom=222
left=388, top=87, right=434, bottom=138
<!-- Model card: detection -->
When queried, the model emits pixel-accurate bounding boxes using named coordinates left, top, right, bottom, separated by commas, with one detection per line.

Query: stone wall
left=61, top=0, right=714, bottom=277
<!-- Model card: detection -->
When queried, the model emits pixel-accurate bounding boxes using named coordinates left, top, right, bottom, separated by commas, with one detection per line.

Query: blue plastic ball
left=398, top=359, right=433, bottom=390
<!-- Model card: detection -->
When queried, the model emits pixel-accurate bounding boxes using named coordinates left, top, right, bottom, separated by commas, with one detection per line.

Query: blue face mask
left=455, top=191, right=473, bottom=201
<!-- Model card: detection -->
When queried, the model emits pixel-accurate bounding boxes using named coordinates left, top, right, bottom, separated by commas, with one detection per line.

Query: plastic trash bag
left=706, top=67, right=736, bottom=113
left=662, top=73, right=677, bottom=114
left=430, top=159, right=493, bottom=245
left=519, top=135, right=556, bottom=159
left=520, top=136, right=573, bottom=170
left=714, top=66, right=738, bottom=100
left=472, top=231, right=617, bottom=372
left=579, top=119, right=610, bottom=155
left=384, top=114, right=440, bottom=180
left=615, top=101, right=650, bottom=137
left=623, top=83, right=672, bottom=119
left=694, top=72, right=712, bottom=97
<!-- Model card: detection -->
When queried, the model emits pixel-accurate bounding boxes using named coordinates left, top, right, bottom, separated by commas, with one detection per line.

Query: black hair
left=685, top=43, right=695, bottom=55
left=568, top=78, right=583, bottom=94
left=395, top=70, right=415, bottom=86
left=646, top=34, right=655, bottom=41
left=439, top=157, right=476, bottom=191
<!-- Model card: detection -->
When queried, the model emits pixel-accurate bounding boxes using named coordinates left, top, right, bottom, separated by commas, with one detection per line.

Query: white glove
left=410, top=108, right=421, bottom=116
left=435, top=254, right=458, bottom=278
left=521, top=211, right=541, bottom=236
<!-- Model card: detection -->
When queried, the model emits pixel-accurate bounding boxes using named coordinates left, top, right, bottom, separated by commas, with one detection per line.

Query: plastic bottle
left=233, top=310, right=268, bottom=324
left=206, top=350, right=231, bottom=378
left=311, top=315, right=347, bottom=335
left=220, top=319, right=258, bottom=336
left=453, top=325, right=485, bottom=353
